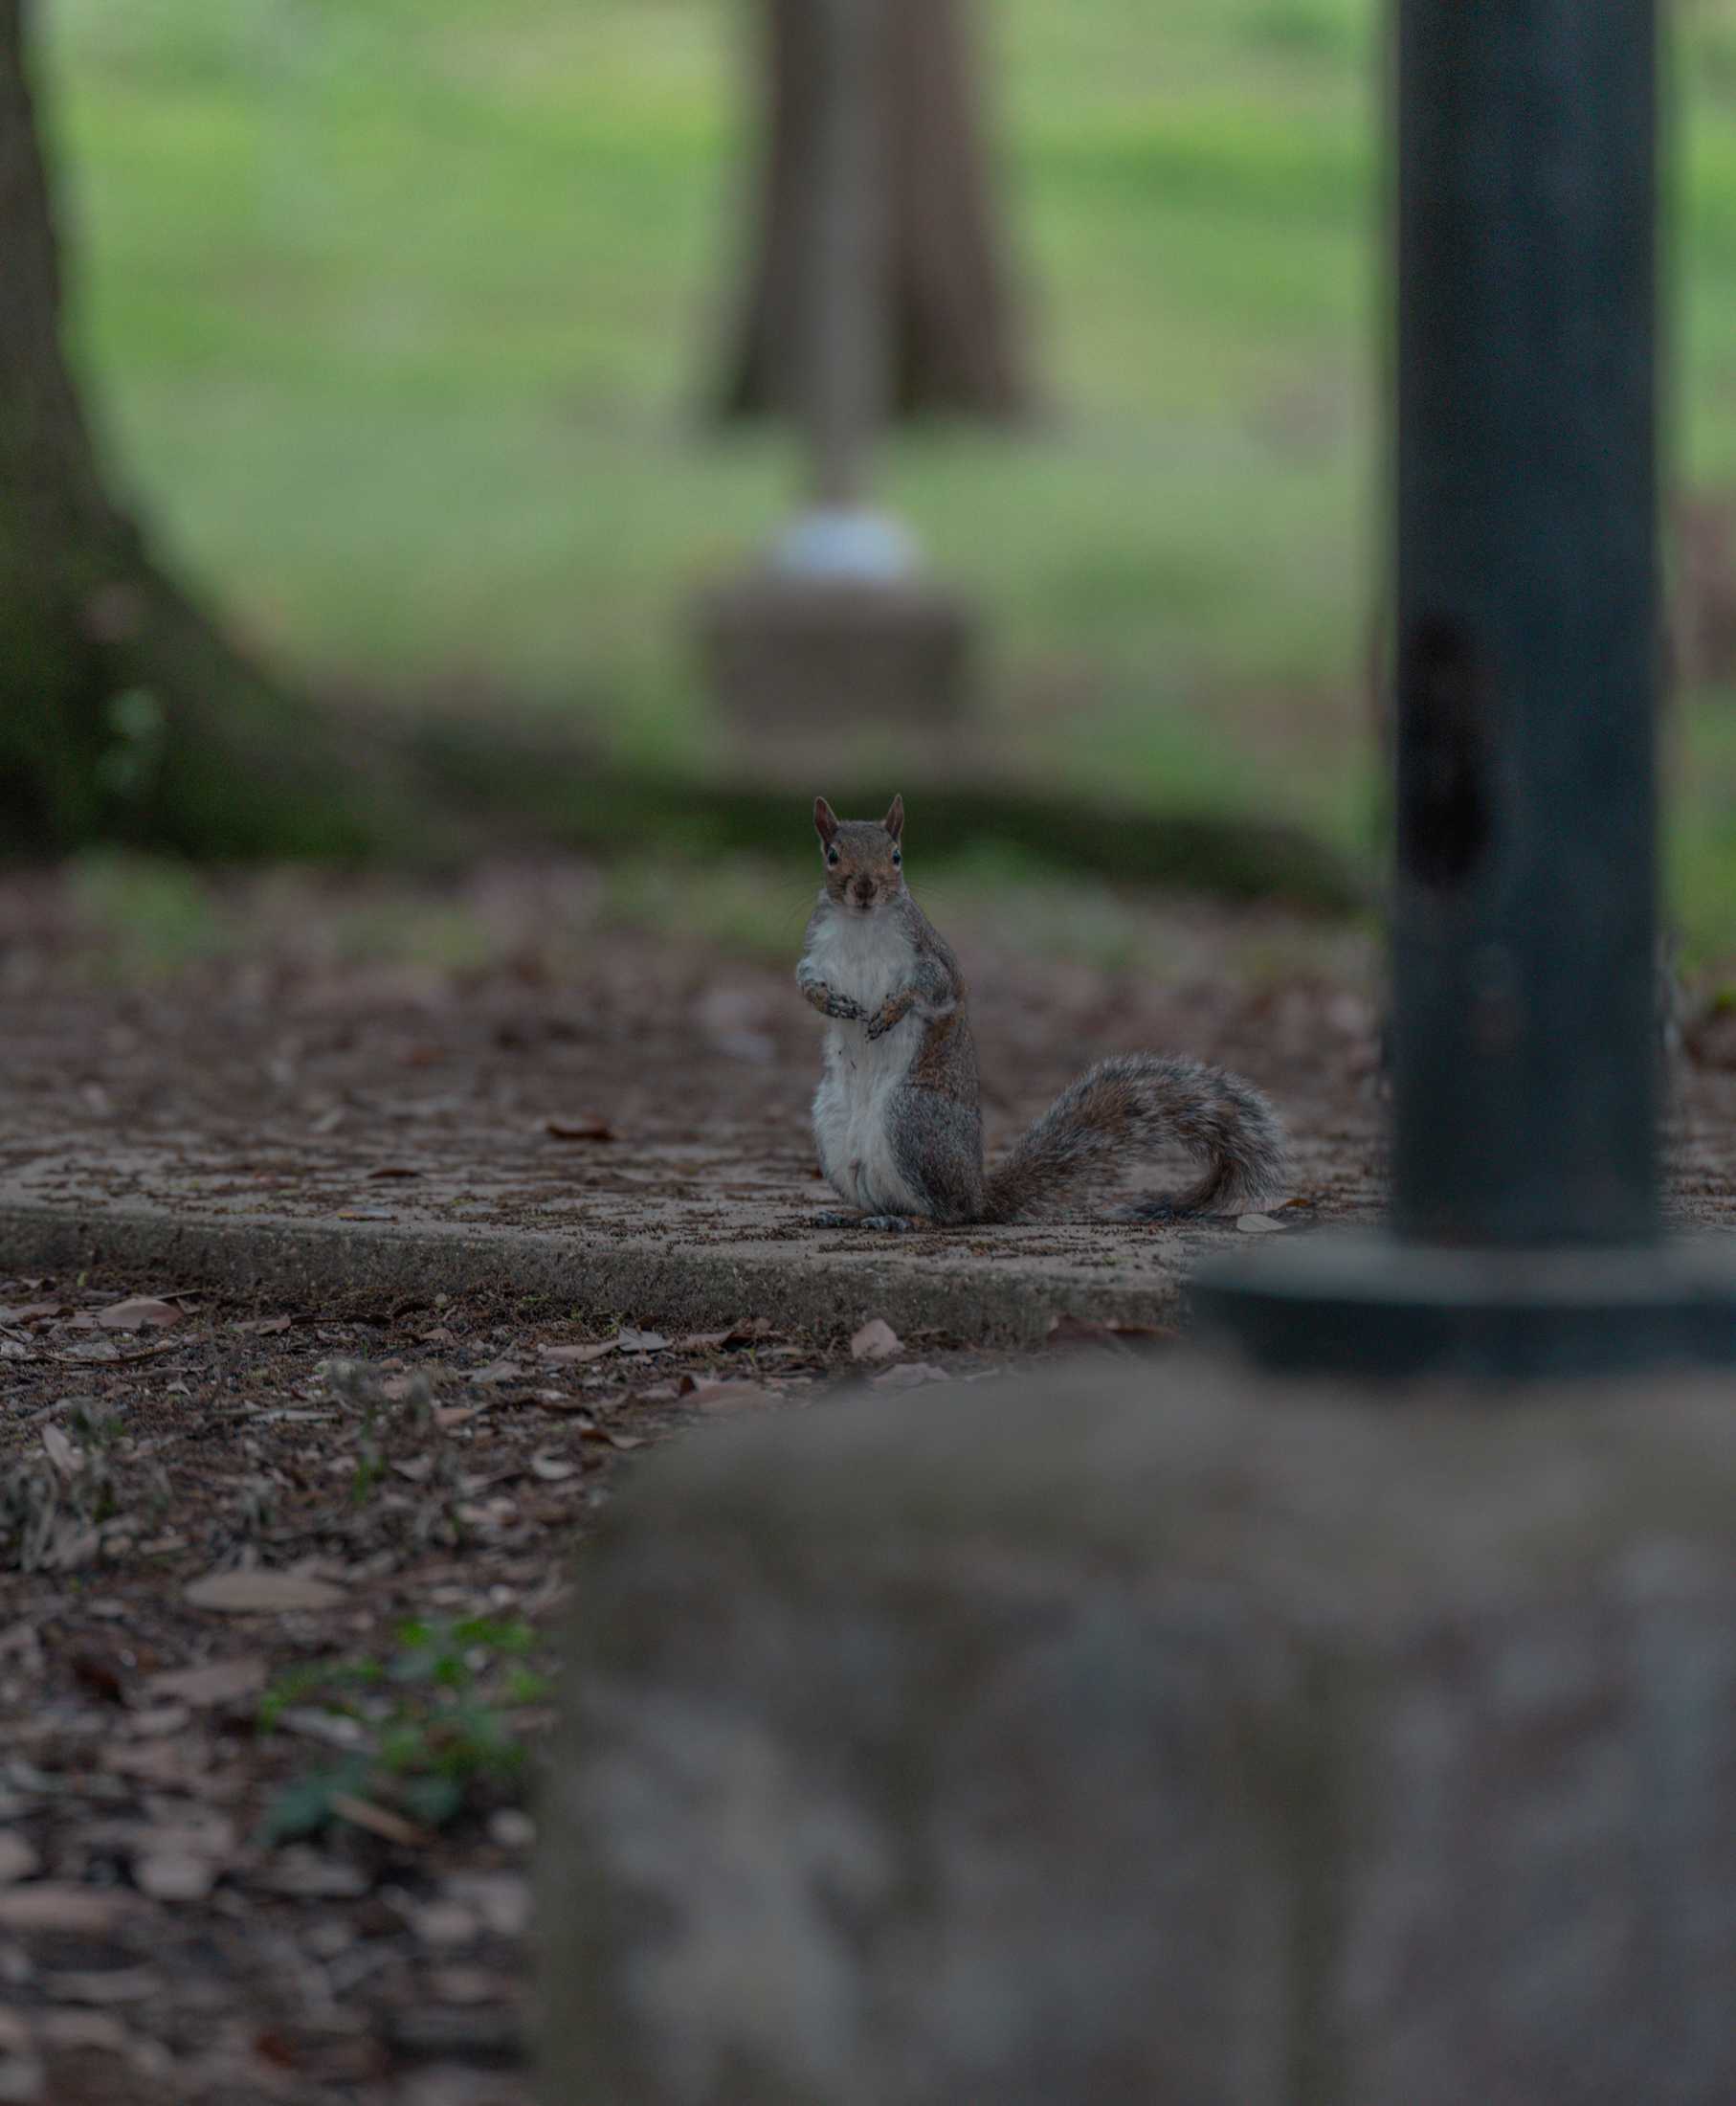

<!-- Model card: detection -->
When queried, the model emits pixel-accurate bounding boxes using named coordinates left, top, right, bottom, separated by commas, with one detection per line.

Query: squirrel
left=795, top=795, right=1288, bottom=1230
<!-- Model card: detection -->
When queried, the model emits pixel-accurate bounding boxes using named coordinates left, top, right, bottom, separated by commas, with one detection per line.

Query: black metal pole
left=1193, top=0, right=1736, bottom=1378
left=1391, top=0, right=1659, bottom=1249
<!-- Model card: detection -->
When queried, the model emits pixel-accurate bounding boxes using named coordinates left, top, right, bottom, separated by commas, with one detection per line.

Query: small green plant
left=258, top=1618, right=550, bottom=1844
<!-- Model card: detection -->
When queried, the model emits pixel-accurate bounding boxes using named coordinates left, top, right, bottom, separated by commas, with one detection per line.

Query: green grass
left=33, top=0, right=1736, bottom=951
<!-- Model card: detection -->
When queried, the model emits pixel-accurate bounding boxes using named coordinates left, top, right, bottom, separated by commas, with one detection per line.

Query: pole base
left=1191, top=1231, right=1736, bottom=1382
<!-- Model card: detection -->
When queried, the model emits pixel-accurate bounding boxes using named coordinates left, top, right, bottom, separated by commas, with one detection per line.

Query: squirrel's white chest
left=801, top=907, right=911, bottom=1016
left=802, top=908, right=923, bottom=1214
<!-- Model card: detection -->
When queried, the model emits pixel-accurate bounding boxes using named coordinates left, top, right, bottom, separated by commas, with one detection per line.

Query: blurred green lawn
left=37, top=0, right=1736, bottom=952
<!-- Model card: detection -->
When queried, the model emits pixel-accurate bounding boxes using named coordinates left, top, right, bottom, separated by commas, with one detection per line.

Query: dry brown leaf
left=545, top=1113, right=614, bottom=1142
left=1046, top=1313, right=1178, bottom=1349
left=673, top=1317, right=777, bottom=1353
left=253, top=1849, right=369, bottom=1900
left=0, top=1833, right=42, bottom=1888
left=616, top=1328, right=669, bottom=1355
left=144, top=1656, right=267, bottom=1709
left=472, top=1359, right=523, bottom=1385
left=434, top=1402, right=495, bottom=1430
left=40, top=1423, right=81, bottom=1478
left=97, top=1296, right=185, bottom=1332
left=691, top=1380, right=775, bottom=1414
left=870, top=1361, right=947, bottom=1390
left=850, top=1317, right=901, bottom=1362
left=329, top=1793, right=433, bottom=1850
left=235, top=1313, right=294, bottom=1335
left=539, top=1340, right=617, bottom=1367
left=0, top=1887, right=133, bottom=1935
left=185, top=1570, right=345, bottom=1615
left=37, top=1965, right=161, bottom=2005
left=526, top=1451, right=578, bottom=1484
left=0, top=1299, right=66, bottom=1325
left=133, top=1853, right=219, bottom=1904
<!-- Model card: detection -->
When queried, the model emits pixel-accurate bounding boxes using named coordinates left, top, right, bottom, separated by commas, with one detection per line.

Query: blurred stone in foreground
left=541, top=1355, right=1736, bottom=2105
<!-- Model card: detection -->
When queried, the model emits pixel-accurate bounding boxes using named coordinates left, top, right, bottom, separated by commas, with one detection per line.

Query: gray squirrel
left=795, top=795, right=1288, bottom=1230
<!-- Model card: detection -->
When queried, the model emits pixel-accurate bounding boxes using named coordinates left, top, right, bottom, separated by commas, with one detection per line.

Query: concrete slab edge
left=0, top=1202, right=1195, bottom=1348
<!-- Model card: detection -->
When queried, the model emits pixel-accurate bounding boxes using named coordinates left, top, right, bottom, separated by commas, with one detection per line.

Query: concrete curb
left=0, top=1200, right=1219, bottom=1347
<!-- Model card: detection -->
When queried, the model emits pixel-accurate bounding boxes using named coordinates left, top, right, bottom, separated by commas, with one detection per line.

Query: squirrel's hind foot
left=813, top=1209, right=925, bottom=1234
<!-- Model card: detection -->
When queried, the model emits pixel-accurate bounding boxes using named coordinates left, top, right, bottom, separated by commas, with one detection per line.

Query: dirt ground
left=3, top=857, right=1734, bottom=2102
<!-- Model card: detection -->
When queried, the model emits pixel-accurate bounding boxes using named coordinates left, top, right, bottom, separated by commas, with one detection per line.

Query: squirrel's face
left=813, top=794, right=904, bottom=914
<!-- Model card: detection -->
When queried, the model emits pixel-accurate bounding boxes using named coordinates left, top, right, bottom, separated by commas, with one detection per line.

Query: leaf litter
left=0, top=1263, right=998, bottom=2103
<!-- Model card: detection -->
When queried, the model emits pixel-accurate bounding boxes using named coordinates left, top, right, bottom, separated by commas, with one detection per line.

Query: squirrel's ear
left=813, top=796, right=840, bottom=846
left=882, top=794, right=904, bottom=841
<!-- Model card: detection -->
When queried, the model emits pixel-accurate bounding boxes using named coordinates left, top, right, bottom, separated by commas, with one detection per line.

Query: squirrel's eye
left=892, top=849, right=901, bottom=866
left=826, top=848, right=839, bottom=866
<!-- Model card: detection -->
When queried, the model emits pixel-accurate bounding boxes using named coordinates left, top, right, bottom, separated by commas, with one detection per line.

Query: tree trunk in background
left=716, top=0, right=1032, bottom=424
left=0, top=0, right=360, bottom=855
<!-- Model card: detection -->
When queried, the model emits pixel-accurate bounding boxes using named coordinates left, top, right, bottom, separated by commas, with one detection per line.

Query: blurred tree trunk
left=716, top=0, right=1032, bottom=424
left=0, top=0, right=361, bottom=855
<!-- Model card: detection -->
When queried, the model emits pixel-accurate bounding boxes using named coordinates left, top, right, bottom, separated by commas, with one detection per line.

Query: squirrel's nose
left=853, top=878, right=876, bottom=905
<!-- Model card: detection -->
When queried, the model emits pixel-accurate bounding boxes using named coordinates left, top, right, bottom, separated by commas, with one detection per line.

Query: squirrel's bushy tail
left=982, top=1052, right=1286, bottom=1224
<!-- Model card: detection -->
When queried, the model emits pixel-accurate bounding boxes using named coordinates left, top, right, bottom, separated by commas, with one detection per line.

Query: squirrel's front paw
left=865, top=1000, right=906, bottom=1041
left=801, top=978, right=862, bottom=1021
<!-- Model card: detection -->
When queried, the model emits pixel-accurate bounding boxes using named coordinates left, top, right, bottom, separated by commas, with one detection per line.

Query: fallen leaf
left=1046, top=1313, right=1179, bottom=1349
left=235, top=1314, right=294, bottom=1335
left=185, top=1570, right=345, bottom=1614
left=0, top=1833, right=41, bottom=1888
left=529, top=1452, right=579, bottom=1482
left=672, top=1317, right=777, bottom=1353
left=434, top=1403, right=495, bottom=1430
left=472, top=1359, right=523, bottom=1385
left=253, top=1848, right=370, bottom=1899
left=445, top=1871, right=532, bottom=1938
left=0, top=1300, right=66, bottom=1325
left=133, top=1854, right=219, bottom=1904
left=40, top=1424, right=82, bottom=1478
left=39, top=1966, right=161, bottom=2006
left=329, top=1794, right=433, bottom=1850
left=545, top=1114, right=615, bottom=1142
left=616, top=1328, right=669, bottom=1355
left=1235, top=1213, right=1285, bottom=1234
left=97, top=1296, right=184, bottom=1332
left=870, top=1361, right=948, bottom=1390
left=851, top=1318, right=901, bottom=1362
left=403, top=1898, right=479, bottom=1948
left=144, top=1656, right=267, bottom=1708
left=690, top=1381, right=775, bottom=1413
left=539, top=1340, right=617, bottom=1366
left=0, top=1887, right=132, bottom=1935
left=127, top=1704, right=191, bottom=1738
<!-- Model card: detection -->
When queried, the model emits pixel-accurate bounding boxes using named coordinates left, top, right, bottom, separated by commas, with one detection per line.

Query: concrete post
left=539, top=1359, right=1736, bottom=2103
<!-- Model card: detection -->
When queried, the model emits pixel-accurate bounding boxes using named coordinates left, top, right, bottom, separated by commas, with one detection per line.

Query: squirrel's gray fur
left=796, top=795, right=1288, bottom=1229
